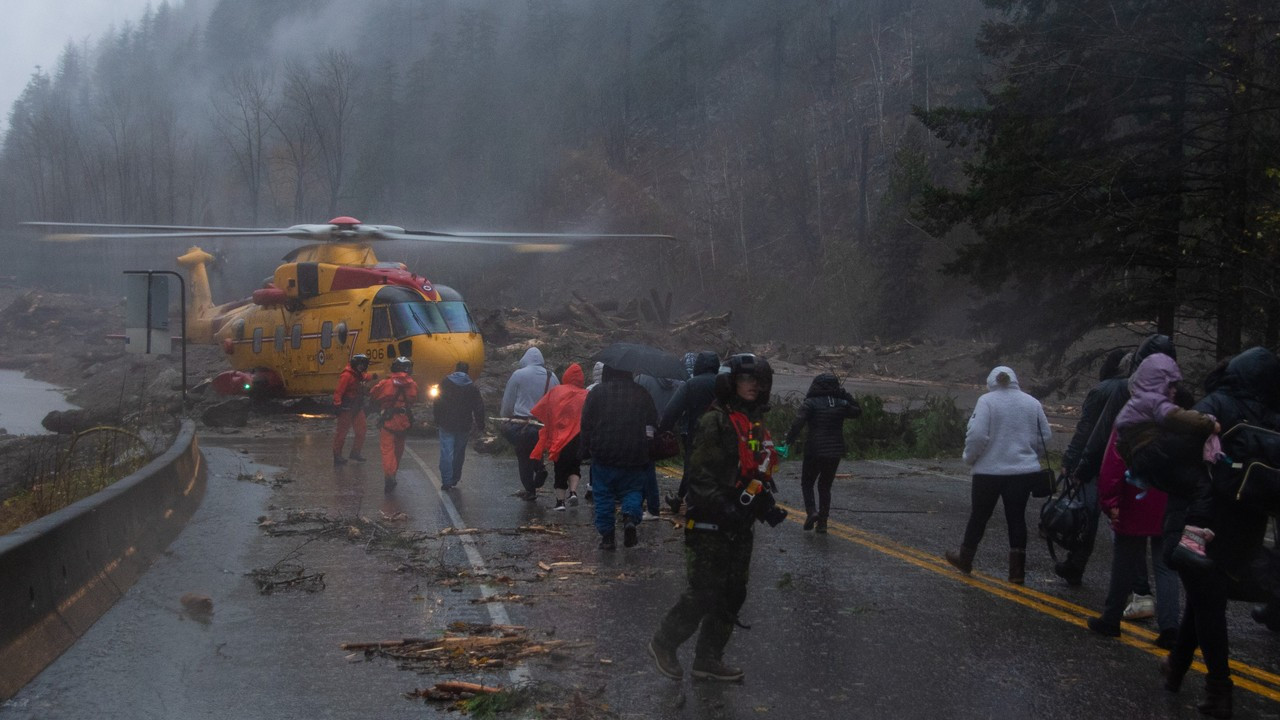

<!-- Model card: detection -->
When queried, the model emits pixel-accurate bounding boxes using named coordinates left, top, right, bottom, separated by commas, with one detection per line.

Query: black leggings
left=962, top=472, right=1035, bottom=550
left=800, top=455, right=841, bottom=519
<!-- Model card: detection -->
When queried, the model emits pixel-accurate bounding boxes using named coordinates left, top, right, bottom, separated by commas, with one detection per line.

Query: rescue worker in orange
left=529, top=362, right=589, bottom=510
left=370, top=357, right=419, bottom=491
left=332, top=354, right=373, bottom=465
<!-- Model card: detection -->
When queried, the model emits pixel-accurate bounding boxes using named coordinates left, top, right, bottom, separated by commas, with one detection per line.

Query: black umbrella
left=590, top=342, right=687, bottom=380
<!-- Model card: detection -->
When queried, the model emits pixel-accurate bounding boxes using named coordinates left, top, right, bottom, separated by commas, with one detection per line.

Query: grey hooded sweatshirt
left=500, top=347, right=559, bottom=418
left=963, top=366, right=1052, bottom=475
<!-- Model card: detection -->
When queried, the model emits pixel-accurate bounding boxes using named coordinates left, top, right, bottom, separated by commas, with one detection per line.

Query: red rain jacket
left=529, top=363, right=587, bottom=462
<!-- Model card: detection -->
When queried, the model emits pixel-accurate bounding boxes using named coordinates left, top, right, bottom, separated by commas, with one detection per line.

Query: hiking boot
left=1124, top=593, right=1155, bottom=621
left=665, top=493, right=682, bottom=514
left=348, top=452, right=366, bottom=462
left=691, top=657, right=744, bottom=682
left=945, top=545, right=976, bottom=574
left=624, top=520, right=639, bottom=548
left=599, top=532, right=616, bottom=551
left=1009, top=549, right=1026, bottom=585
left=567, top=492, right=579, bottom=507
left=1199, top=680, right=1233, bottom=718
left=554, top=500, right=566, bottom=511
left=333, top=455, right=347, bottom=466
left=1155, top=628, right=1178, bottom=650
left=815, top=518, right=827, bottom=534
left=1054, top=562, right=1083, bottom=587
left=1087, top=617, right=1121, bottom=637
left=803, top=514, right=818, bottom=531
left=648, top=638, right=682, bottom=680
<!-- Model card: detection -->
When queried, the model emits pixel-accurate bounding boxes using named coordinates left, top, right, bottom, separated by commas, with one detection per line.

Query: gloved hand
left=775, top=444, right=790, bottom=459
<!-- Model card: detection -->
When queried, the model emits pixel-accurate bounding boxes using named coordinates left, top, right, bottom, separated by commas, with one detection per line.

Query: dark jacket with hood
left=784, top=374, right=861, bottom=459
left=434, top=370, right=485, bottom=433
left=1187, top=346, right=1280, bottom=581
left=1066, top=334, right=1175, bottom=482
left=659, top=351, right=721, bottom=436
left=580, top=366, right=658, bottom=467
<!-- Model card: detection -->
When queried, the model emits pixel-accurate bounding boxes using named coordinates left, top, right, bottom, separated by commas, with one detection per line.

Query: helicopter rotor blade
left=35, top=229, right=302, bottom=242
left=21, top=221, right=282, bottom=233
left=394, top=229, right=677, bottom=246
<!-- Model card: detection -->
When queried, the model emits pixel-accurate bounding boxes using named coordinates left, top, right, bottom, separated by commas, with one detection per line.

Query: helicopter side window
left=437, top=302, right=480, bottom=333
left=336, top=322, right=348, bottom=346
left=252, top=327, right=264, bottom=354
left=370, top=307, right=392, bottom=340
left=232, top=319, right=246, bottom=341
left=320, top=321, right=332, bottom=349
left=274, top=326, right=285, bottom=352
left=291, top=324, right=302, bottom=350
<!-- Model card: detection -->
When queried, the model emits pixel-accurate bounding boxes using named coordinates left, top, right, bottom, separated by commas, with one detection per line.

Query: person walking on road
left=1158, top=347, right=1280, bottom=718
left=332, top=354, right=372, bottom=465
left=650, top=353, right=778, bottom=683
left=637, top=372, right=685, bottom=519
left=779, top=373, right=861, bottom=533
left=945, top=365, right=1051, bottom=584
left=370, top=357, right=420, bottom=492
left=1057, top=335, right=1176, bottom=586
left=530, top=362, right=589, bottom=510
left=579, top=364, right=657, bottom=550
left=433, top=361, right=485, bottom=489
left=500, top=347, right=559, bottom=500
left=659, top=351, right=721, bottom=513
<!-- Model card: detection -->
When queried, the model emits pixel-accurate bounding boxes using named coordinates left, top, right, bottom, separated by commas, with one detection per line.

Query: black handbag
left=1216, top=424, right=1280, bottom=512
left=1039, top=477, right=1089, bottom=561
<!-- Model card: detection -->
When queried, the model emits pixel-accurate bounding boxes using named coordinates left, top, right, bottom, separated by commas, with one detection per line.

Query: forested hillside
left=4, top=0, right=1278, bottom=361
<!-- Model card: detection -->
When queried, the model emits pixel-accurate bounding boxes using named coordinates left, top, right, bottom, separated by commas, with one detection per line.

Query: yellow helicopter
left=23, top=216, right=672, bottom=400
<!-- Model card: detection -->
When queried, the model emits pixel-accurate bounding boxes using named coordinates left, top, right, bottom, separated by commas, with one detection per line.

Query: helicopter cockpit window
left=291, top=324, right=302, bottom=350
left=274, top=326, right=285, bottom=352
left=320, top=321, right=332, bottom=349
left=252, top=327, right=264, bottom=354
left=437, top=302, right=480, bottom=333
left=388, top=302, right=451, bottom=337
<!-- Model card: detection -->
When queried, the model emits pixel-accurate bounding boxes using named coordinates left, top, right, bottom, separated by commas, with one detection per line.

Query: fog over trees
left=3, top=0, right=1278, bottom=362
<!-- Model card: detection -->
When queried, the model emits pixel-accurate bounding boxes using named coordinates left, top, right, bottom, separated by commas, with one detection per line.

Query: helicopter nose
left=408, top=333, right=485, bottom=387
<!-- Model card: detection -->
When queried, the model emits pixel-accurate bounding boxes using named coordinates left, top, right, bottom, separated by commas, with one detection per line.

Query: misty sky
left=2, top=1, right=157, bottom=133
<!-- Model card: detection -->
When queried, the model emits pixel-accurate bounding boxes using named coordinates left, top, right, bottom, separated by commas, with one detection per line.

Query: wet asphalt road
left=5, top=419, right=1280, bottom=719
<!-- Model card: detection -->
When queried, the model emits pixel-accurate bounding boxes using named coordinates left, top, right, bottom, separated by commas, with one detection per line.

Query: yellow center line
left=657, top=464, right=1280, bottom=698
left=771, top=500, right=1280, bottom=701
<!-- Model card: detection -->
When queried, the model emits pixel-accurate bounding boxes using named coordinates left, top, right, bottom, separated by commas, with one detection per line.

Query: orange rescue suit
left=370, top=372, right=419, bottom=479
left=332, top=365, right=370, bottom=458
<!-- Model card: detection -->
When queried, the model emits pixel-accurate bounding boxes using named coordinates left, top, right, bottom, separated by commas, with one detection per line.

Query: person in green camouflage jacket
left=649, top=354, right=777, bottom=683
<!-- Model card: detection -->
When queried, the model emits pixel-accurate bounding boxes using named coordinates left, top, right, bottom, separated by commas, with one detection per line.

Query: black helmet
left=391, top=356, right=413, bottom=374
left=714, top=353, right=773, bottom=406
left=350, top=354, right=370, bottom=371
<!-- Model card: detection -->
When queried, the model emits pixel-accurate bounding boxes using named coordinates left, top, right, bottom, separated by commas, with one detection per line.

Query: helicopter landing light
left=428, top=384, right=440, bottom=399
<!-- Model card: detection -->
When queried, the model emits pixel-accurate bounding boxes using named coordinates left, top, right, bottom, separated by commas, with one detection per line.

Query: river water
left=0, top=369, right=78, bottom=436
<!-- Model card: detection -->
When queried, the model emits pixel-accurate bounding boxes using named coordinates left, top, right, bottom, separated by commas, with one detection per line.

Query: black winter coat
left=1184, top=347, right=1280, bottom=582
left=1067, top=334, right=1176, bottom=482
left=784, top=374, right=860, bottom=459
left=580, top=372, right=659, bottom=467
left=659, top=351, right=721, bottom=436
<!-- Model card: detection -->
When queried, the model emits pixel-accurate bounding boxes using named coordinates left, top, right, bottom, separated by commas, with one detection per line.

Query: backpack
left=1038, top=474, right=1090, bottom=561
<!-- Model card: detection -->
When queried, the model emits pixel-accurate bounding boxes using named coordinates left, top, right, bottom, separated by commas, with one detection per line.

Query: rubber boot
left=945, top=545, right=976, bottom=574
left=1009, top=549, right=1026, bottom=584
left=1199, top=679, right=1233, bottom=718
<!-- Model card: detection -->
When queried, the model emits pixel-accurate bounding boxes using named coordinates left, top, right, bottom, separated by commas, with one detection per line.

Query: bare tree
left=212, top=67, right=273, bottom=225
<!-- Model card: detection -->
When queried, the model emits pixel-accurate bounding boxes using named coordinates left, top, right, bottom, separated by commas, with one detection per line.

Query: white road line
left=405, top=445, right=532, bottom=687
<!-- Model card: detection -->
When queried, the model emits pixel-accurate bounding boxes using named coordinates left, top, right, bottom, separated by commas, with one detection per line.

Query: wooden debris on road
left=343, top=621, right=560, bottom=673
